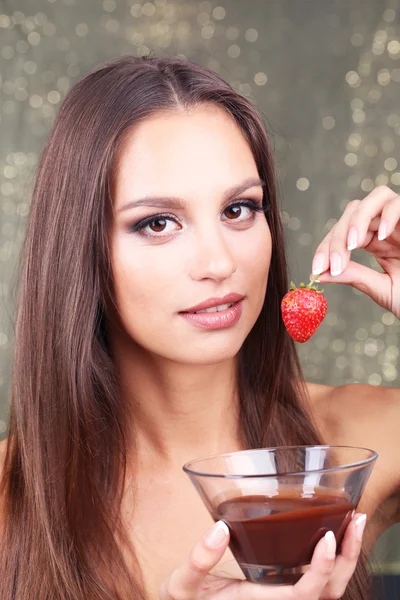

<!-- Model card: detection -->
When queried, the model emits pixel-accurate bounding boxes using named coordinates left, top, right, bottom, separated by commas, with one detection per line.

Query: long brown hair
left=0, top=55, right=370, bottom=599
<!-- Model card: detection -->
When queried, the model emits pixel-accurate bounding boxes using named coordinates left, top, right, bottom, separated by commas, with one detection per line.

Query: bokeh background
left=0, top=0, right=399, bottom=587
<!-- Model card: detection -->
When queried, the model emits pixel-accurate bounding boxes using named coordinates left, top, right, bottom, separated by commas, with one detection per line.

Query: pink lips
left=180, top=293, right=244, bottom=330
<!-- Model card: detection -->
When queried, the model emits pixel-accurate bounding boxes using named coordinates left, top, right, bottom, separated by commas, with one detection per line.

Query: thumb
left=314, top=260, right=392, bottom=309
left=159, top=521, right=230, bottom=599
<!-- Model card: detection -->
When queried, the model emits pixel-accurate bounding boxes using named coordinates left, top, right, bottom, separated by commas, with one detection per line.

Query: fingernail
left=330, top=252, right=342, bottom=276
left=347, top=227, right=358, bottom=251
left=378, top=219, right=387, bottom=241
left=312, top=253, right=325, bottom=275
left=355, top=514, right=367, bottom=542
left=324, top=531, right=336, bottom=560
left=204, top=520, right=229, bottom=548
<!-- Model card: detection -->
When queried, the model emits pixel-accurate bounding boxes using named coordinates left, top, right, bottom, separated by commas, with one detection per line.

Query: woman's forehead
left=113, top=105, right=259, bottom=207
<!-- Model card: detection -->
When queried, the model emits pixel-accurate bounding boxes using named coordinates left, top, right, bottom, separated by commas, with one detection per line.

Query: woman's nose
left=188, top=229, right=237, bottom=283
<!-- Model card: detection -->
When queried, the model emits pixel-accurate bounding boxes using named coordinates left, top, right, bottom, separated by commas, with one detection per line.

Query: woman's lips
left=179, top=299, right=244, bottom=330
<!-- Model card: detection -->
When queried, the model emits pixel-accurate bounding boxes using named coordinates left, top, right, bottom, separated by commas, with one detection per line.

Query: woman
left=0, top=54, right=399, bottom=600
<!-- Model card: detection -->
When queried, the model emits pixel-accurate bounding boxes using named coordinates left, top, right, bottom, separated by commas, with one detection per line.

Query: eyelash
left=128, top=199, right=269, bottom=238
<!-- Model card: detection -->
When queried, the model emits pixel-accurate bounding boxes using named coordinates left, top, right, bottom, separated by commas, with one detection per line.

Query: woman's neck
left=115, top=347, right=243, bottom=473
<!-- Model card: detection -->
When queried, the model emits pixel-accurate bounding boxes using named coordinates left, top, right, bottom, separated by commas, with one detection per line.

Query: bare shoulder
left=307, top=381, right=400, bottom=446
left=306, top=381, right=400, bottom=538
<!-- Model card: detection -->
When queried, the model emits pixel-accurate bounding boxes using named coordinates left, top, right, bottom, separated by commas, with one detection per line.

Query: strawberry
left=281, top=274, right=328, bottom=343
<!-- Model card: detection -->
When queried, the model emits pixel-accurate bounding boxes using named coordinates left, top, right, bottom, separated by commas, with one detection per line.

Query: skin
left=1, top=105, right=399, bottom=599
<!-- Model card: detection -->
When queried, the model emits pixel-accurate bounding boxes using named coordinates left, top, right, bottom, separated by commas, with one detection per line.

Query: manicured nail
left=312, top=253, right=325, bottom=275
left=378, top=219, right=387, bottom=241
left=355, top=514, right=367, bottom=542
left=324, top=531, right=336, bottom=560
left=310, top=274, right=320, bottom=283
left=347, top=227, right=358, bottom=251
left=204, top=520, right=229, bottom=548
left=330, top=252, right=342, bottom=276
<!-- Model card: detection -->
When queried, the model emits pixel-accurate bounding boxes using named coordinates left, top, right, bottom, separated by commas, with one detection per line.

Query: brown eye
left=224, top=205, right=242, bottom=219
left=149, top=218, right=167, bottom=232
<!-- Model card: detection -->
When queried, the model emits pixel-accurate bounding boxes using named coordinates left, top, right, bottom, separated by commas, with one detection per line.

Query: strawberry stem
left=307, top=273, right=322, bottom=288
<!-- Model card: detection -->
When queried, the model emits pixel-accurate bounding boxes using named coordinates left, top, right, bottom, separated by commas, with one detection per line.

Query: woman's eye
left=144, top=217, right=180, bottom=235
left=129, top=215, right=181, bottom=237
left=223, top=203, right=253, bottom=221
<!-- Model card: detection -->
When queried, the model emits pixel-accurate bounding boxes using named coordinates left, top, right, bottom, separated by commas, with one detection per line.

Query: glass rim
left=182, top=444, right=378, bottom=479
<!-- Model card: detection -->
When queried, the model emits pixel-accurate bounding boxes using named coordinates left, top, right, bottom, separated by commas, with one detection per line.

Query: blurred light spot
left=201, top=25, right=214, bottom=39
left=322, top=116, right=335, bottom=129
left=378, top=68, right=391, bottom=85
left=351, top=33, right=364, bottom=47
left=387, top=114, right=400, bottom=127
left=384, top=157, right=397, bottom=171
left=103, top=0, right=116, bottom=11
left=348, top=133, right=362, bottom=148
left=368, top=373, right=382, bottom=385
left=351, top=98, right=364, bottom=110
left=382, top=364, right=398, bottom=382
left=142, top=2, right=156, bottom=16
left=382, top=312, right=395, bottom=325
left=352, top=109, right=365, bottom=123
left=388, top=40, right=400, bottom=55
left=390, top=172, right=400, bottom=185
left=364, top=338, right=378, bottom=357
left=391, top=68, right=400, bottom=82
left=228, top=44, right=240, bottom=58
left=383, top=9, right=396, bottom=22
left=336, top=356, right=349, bottom=369
left=332, top=339, right=346, bottom=352
left=346, top=71, right=361, bottom=87
left=367, top=88, right=382, bottom=103
left=254, top=72, right=267, bottom=85
left=28, top=31, right=41, bottom=45
left=288, top=217, right=301, bottom=230
left=0, top=15, right=11, bottom=28
left=130, top=4, right=142, bottom=17
left=47, top=90, right=61, bottom=104
left=29, top=94, right=43, bottom=108
left=356, top=327, right=368, bottom=341
left=1, top=46, right=15, bottom=59
left=0, top=333, right=7, bottom=346
left=43, top=22, right=56, bottom=35
left=296, top=177, right=309, bottom=191
left=212, top=6, right=226, bottom=20
left=16, top=40, right=29, bottom=52
left=345, top=153, right=357, bottom=166
left=245, top=28, right=258, bottom=42
left=375, top=174, right=389, bottom=186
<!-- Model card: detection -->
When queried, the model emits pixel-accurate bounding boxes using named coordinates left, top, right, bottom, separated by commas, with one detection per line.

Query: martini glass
left=183, top=445, right=377, bottom=585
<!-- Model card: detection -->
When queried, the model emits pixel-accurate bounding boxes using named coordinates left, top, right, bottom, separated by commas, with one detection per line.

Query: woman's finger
left=322, top=513, right=367, bottom=600
left=292, top=530, right=337, bottom=598
left=312, top=201, right=361, bottom=276
left=159, top=520, right=230, bottom=600
left=310, top=259, right=392, bottom=309
left=345, top=186, right=398, bottom=250
left=378, top=195, right=400, bottom=241
left=224, top=533, right=336, bottom=600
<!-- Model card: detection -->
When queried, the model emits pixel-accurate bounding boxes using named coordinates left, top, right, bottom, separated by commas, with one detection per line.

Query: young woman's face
left=110, top=105, right=272, bottom=364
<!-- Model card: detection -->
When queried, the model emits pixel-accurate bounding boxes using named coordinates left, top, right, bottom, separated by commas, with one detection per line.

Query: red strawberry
left=281, top=275, right=328, bottom=343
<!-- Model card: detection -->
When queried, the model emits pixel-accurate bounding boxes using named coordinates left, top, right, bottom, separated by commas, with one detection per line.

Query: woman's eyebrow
left=117, top=177, right=266, bottom=213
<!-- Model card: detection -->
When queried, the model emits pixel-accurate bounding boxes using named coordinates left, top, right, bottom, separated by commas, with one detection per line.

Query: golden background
left=0, top=0, right=399, bottom=575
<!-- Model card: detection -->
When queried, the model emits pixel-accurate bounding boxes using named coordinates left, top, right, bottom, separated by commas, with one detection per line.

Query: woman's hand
left=159, top=513, right=366, bottom=600
left=310, top=186, right=400, bottom=319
